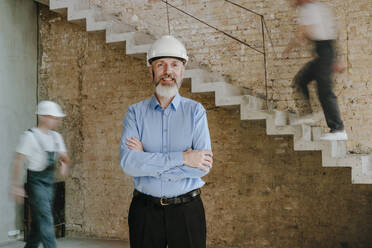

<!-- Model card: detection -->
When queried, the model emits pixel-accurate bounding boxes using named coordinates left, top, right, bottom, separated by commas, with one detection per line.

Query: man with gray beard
left=120, top=35, right=213, bottom=248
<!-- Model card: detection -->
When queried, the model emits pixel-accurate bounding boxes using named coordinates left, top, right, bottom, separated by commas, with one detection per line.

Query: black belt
left=133, top=188, right=201, bottom=206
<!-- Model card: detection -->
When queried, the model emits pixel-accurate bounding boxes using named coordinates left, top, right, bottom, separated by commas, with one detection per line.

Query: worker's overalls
left=25, top=129, right=58, bottom=248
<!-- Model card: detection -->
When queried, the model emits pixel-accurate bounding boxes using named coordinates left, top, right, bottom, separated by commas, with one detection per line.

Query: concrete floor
left=3, top=237, right=130, bottom=248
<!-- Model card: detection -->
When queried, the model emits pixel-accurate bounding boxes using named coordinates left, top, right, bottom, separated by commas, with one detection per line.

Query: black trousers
left=294, top=40, right=344, bottom=132
left=128, top=194, right=206, bottom=248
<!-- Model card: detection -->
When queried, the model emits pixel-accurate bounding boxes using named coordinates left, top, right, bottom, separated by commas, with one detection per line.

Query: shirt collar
left=170, top=93, right=181, bottom=110
left=149, top=94, right=160, bottom=110
left=150, top=93, right=181, bottom=111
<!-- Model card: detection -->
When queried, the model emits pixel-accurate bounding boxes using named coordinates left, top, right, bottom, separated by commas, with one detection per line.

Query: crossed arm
left=126, top=137, right=212, bottom=171
left=120, top=106, right=213, bottom=181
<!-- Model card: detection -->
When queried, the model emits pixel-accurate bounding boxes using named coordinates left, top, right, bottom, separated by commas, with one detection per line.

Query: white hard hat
left=36, top=100, right=66, bottom=117
left=147, top=35, right=189, bottom=66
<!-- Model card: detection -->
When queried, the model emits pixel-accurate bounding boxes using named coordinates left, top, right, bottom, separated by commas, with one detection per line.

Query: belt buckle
left=160, top=197, right=169, bottom=206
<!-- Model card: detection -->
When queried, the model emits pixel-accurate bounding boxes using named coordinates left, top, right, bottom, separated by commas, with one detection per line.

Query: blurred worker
left=11, top=100, right=70, bottom=248
left=283, top=0, right=347, bottom=140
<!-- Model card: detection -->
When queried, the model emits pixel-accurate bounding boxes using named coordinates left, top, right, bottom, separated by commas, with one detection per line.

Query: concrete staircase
left=34, top=0, right=372, bottom=184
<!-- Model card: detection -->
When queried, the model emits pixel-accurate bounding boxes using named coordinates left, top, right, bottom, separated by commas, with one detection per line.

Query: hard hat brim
left=148, top=56, right=187, bottom=65
left=36, top=112, right=66, bottom=117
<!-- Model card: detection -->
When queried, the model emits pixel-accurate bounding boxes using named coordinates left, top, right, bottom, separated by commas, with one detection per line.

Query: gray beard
left=155, top=83, right=179, bottom=99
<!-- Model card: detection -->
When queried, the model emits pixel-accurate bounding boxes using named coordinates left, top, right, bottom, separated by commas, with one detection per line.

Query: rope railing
left=161, top=0, right=276, bottom=108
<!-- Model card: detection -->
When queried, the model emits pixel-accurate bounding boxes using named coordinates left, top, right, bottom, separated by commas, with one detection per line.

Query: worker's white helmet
left=147, top=35, right=188, bottom=66
left=36, top=101, right=66, bottom=117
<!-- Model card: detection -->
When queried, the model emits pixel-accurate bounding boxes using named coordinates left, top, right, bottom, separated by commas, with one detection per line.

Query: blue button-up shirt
left=120, top=93, right=212, bottom=197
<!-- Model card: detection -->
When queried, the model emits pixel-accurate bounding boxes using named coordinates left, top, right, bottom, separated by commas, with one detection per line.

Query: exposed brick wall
left=88, top=0, right=372, bottom=153
left=38, top=10, right=87, bottom=234
left=39, top=4, right=372, bottom=247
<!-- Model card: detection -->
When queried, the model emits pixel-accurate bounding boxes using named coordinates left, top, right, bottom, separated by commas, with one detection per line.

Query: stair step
left=86, top=18, right=110, bottom=32
left=330, top=141, right=347, bottom=157
left=215, top=84, right=245, bottom=106
left=322, top=153, right=361, bottom=167
left=126, top=44, right=151, bottom=55
left=68, top=8, right=92, bottom=22
left=35, top=0, right=49, bottom=5
left=215, top=94, right=242, bottom=106
left=361, top=155, right=372, bottom=175
left=241, top=109, right=270, bottom=121
left=274, top=110, right=288, bottom=126
left=352, top=155, right=372, bottom=183
left=312, top=126, right=322, bottom=140
left=266, top=114, right=296, bottom=135
left=50, top=0, right=71, bottom=11
left=292, top=124, right=312, bottom=144
left=106, top=32, right=136, bottom=44
left=293, top=139, right=324, bottom=151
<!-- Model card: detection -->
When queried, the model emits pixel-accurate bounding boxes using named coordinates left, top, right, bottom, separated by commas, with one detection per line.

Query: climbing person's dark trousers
left=25, top=166, right=56, bottom=248
left=294, top=40, right=344, bottom=132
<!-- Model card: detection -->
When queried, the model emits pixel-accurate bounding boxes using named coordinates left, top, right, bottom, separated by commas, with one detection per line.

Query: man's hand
left=59, top=161, right=69, bottom=178
left=182, top=149, right=213, bottom=172
left=332, top=59, right=346, bottom=73
left=12, top=185, right=27, bottom=204
left=59, top=153, right=70, bottom=165
left=58, top=152, right=70, bottom=177
left=126, top=137, right=144, bottom=152
left=11, top=153, right=27, bottom=204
